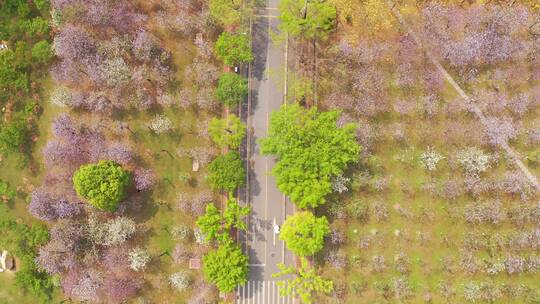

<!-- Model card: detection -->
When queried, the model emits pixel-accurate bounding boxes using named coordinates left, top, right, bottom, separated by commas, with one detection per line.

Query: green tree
left=279, top=0, right=336, bottom=40
left=280, top=211, right=329, bottom=256
left=208, top=114, right=246, bottom=149
left=273, top=257, right=333, bottom=304
left=20, top=17, right=49, bottom=37
left=196, top=197, right=250, bottom=243
left=207, top=151, right=245, bottom=192
left=0, top=205, right=52, bottom=302
left=209, top=0, right=243, bottom=26
left=73, top=160, right=131, bottom=212
left=259, top=104, right=360, bottom=208
left=215, top=72, right=248, bottom=107
left=215, top=32, right=253, bottom=66
left=0, top=49, right=29, bottom=95
left=0, top=113, right=29, bottom=155
left=31, top=40, right=53, bottom=63
left=33, top=0, right=50, bottom=13
left=196, top=203, right=222, bottom=242
left=222, top=197, right=250, bottom=232
left=0, top=180, right=17, bottom=201
left=203, top=240, right=248, bottom=293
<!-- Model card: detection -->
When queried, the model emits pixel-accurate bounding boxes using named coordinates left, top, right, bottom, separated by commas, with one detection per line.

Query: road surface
left=237, top=0, right=295, bottom=303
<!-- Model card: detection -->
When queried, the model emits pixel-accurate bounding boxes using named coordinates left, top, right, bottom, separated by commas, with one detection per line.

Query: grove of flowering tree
left=50, top=0, right=172, bottom=112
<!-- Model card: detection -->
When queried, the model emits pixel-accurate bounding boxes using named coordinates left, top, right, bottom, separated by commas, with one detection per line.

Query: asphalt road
left=242, top=0, right=294, bottom=284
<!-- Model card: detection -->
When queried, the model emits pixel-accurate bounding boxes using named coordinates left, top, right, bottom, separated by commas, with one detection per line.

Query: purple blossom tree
left=134, top=168, right=155, bottom=191
left=107, top=144, right=133, bottom=165
left=70, top=269, right=103, bottom=302
left=50, top=220, right=87, bottom=251
left=53, top=25, right=96, bottom=61
left=52, top=113, right=78, bottom=141
left=36, top=241, right=78, bottom=274
left=103, top=275, right=144, bottom=303
left=53, top=198, right=82, bottom=219
left=483, top=116, right=519, bottom=146
left=28, top=189, right=57, bottom=222
left=133, top=30, right=157, bottom=61
left=102, top=246, right=130, bottom=270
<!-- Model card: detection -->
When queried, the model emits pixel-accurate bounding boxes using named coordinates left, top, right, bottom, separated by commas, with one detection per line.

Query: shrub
left=215, top=73, right=248, bottom=107
left=73, top=160, right=131, bottom=212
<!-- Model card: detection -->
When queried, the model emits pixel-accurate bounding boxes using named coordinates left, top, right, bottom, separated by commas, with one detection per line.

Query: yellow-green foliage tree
left=260, top=104, right=360, bottom=208
left=280, top=211, right=330, bottom=256
left=73, top=160, right=131, bottom=212
left=279, top=0, right=337, bottom=40
left=273, top=257, right=333, bottom=304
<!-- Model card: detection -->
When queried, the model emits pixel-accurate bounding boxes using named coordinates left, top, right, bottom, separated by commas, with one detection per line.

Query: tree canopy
left=209, top=114, right=246, bottom=149
left=0, top=113, right=29, bottom=155
left=273, top=257, right=333, bottom=304
left=196, top=197, right=250, bottom=243
left=31, top=40, right=53, bottom=63
left=215, top=72, right=248, bottom=107
left=215, top=32, right=253, bottom=66
left=278, top=0, right=337, bottom=40
left=209, top=0, right=243, bottom=27
left=260, top=104, right=360, bottom=208
left=207, top=151, right=245, bottom=192
left=202, top=240, right=248, bottom=293
left=0, top=204, right=53, bottom=302
left=280, top=211, right=329, bottom=256
left=73, top=160, right=131, bottom=212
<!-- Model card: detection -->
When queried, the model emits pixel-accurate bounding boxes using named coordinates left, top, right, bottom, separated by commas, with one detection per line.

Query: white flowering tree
left=457, top=147, right=491, bottom=175
left=103, top=217, right=137, bottom=246
left=128, top=247, right=151, bottom=271
left=420, top=147, right=444, bottom=171
left=169, top=271, right=190, bottom=291
left=331, top=174, right=350, bottom=193
left=148, top=114, right=173, bottom=134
